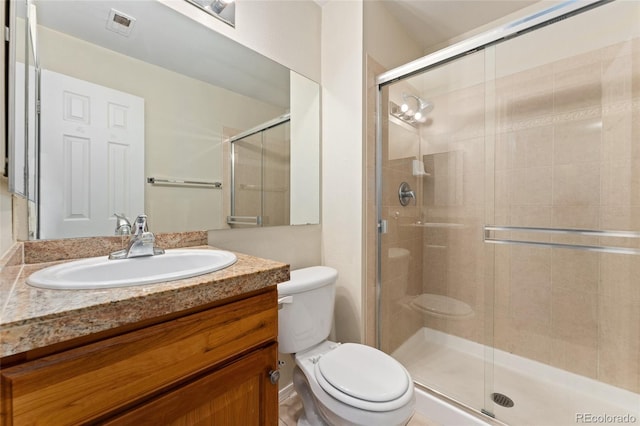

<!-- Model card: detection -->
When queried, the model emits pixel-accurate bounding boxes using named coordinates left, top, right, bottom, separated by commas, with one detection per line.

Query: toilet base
left=294, top=366, right=329, bottom=426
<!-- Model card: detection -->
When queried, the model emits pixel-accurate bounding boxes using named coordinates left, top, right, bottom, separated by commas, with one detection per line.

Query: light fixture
left=185, top=0, right=236, bottom=27
left=390, top=93, right=434, bottom=126
left=211, top=0, right=233, bottom=14
left=401, top=93, right=433, bottom=120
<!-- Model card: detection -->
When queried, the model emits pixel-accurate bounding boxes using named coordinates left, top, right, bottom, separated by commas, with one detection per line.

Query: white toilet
left=278, top=266, right=415, bottom=426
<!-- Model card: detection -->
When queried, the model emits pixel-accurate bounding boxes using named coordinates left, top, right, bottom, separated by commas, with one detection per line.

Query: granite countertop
left=0, top=239, right=289, bottom=358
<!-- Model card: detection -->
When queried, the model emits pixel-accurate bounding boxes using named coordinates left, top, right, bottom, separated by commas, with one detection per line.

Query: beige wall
left=208, top=224, right=321, bottom=270
left=363, top=1, right=423, bottom=70
left=321, top=0, right=365, bottom=344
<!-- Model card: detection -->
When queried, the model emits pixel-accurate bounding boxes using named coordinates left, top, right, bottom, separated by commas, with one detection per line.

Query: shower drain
left=491, top=393, right=515, bottom=408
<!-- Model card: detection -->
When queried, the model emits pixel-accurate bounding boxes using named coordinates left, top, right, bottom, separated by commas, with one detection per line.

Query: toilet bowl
left=278, top=266, right=415, bottom=426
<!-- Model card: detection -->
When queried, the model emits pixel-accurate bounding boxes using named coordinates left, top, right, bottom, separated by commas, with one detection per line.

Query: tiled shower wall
left=379, top=155, right=425, bottom=353
left=365, top=54, right=427, bottom=353
left=491, top=39, right=640, bottom=393
left=419, top=79, right=488, bottom=347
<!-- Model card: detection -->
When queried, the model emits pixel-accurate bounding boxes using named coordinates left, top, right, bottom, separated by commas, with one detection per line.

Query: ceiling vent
left=106, top=9, right=136, bottom=37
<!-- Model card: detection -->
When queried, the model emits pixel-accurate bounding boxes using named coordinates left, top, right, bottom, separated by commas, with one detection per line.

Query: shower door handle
left=226, top=216, right=263, bottom=226
left=484, top=225, right=640, bottom=255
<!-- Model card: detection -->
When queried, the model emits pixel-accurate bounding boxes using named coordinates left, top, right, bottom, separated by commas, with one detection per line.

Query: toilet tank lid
left=278, top=266, right=338, bottom=295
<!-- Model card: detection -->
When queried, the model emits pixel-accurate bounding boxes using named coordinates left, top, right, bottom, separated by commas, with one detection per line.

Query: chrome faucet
left=109, top=214, right=165, bottom=260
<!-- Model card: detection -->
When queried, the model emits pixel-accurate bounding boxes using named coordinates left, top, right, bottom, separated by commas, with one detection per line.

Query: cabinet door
left=103, top=343, right=279, bottom=426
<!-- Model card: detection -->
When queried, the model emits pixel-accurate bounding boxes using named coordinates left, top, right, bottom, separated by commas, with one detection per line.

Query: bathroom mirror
left=10, top=0, right=320, bottom=239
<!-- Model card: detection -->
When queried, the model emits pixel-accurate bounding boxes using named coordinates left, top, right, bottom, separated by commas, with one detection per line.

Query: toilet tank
left=277, top=266, right=338, bottom=354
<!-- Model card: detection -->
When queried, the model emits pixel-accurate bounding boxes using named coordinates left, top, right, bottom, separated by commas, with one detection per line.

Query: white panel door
left=40, top=70, right=144, bottom=239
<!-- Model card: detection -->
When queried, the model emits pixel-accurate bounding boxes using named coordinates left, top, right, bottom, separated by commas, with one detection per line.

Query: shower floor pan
left=393, top=328, right=640, bottom=426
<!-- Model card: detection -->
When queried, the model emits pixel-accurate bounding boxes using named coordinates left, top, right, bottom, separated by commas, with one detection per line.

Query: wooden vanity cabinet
left=0, top=288, right=279, bottom=425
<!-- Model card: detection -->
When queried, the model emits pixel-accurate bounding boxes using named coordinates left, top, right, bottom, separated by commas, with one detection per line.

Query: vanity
left=0, top=235, right=288, bottom=425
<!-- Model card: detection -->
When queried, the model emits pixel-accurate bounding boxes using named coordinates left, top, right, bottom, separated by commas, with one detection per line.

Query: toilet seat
left=313, top=343, right=414, bottom=412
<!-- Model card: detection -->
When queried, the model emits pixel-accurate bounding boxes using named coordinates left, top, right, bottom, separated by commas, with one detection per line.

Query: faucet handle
left=113, top=213, right=132, bottom=236
left=114, top=212, right=130, bottom=223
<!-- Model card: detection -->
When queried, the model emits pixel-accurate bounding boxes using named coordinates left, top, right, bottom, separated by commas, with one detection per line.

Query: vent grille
left=106, top=9, right=136, bottom=37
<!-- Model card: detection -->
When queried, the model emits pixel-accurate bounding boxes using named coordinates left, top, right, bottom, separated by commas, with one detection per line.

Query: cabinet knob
left=268, top=370, right=280, bottom=385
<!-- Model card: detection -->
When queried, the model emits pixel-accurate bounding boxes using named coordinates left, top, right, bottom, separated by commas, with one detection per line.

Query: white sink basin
left=27, top=249, right=237, bottom=290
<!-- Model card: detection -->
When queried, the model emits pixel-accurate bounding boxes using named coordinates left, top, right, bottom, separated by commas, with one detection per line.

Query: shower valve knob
left=398, top=182, right=416, bottom=206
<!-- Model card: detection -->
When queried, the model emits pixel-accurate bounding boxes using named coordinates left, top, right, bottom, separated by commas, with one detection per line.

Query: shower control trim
left=398, top=182, right=416, bottom=206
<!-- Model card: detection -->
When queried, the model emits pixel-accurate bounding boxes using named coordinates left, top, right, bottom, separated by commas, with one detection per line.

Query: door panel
left=103, top=344, right=279, bottom=426
left=40, top=69, right=144, bottom=238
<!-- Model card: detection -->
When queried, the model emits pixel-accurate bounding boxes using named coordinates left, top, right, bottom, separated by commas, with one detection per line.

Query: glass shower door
left=377, top=1, right=640, bottom=424
left=487, top=2, right=640, bottom=424
left=230, top=132, right=263, bottom=227
left=262, top=121, right=290, bottom=226
left=229, top=119, right=291, bottom=227
left=378, top=48, right=495, bottom=415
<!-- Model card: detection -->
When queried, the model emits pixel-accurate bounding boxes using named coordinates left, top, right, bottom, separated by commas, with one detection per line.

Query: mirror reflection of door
left=39, top=70, right=144, bottom=239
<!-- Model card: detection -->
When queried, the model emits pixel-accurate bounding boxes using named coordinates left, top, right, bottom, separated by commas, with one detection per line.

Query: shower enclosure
left=228, top=115, right=290, bottom=227
left=374, top=1, right=640, bottom=424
